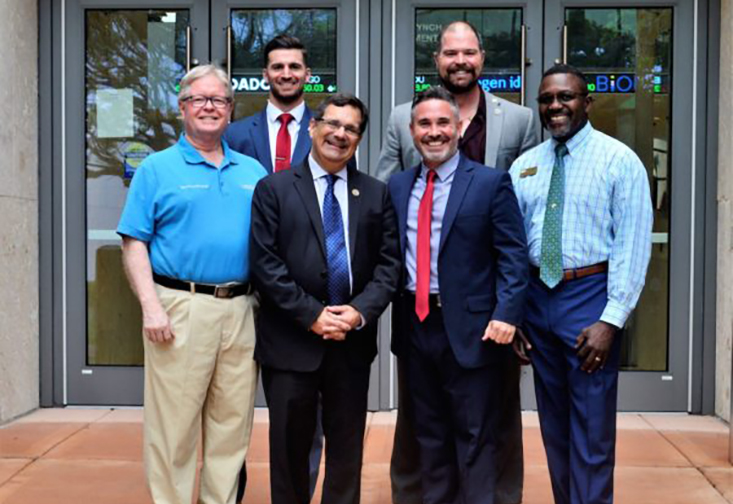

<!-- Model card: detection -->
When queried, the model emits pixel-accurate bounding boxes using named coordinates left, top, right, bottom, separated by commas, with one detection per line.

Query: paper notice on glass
left=96, top=88, right=134, bottom=138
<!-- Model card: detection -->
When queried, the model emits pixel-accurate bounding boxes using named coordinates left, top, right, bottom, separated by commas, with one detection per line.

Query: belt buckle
left=213, top=285, right=233, bottom=299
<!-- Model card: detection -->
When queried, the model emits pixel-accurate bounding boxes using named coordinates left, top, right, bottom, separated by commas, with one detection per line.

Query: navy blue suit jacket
left=224, top=107, right=314, bottom=173
left=388, top=155, right=529, bottom=368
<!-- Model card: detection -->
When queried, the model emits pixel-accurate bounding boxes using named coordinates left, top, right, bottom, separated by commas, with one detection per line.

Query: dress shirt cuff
left=600, top=300, right=630, bottom=329
left=356, top=314, right=366, bottom=331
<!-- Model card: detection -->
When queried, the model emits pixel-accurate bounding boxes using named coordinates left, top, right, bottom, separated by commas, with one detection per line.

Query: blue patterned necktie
left=323, top=174, right=350, bottom=304
left=539, top=143, right=569, bottom=288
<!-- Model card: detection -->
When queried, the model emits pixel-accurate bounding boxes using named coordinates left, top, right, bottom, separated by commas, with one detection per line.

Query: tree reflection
left=86, top=10, right=188, bottom=179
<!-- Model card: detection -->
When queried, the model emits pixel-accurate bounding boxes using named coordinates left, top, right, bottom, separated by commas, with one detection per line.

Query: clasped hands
left=311, top=305, right=363, bottom=341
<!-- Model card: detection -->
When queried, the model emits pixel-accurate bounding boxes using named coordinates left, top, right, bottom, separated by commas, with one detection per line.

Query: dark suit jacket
left=225, top=106, right=358, bottom=173
left=224, top=108, right=314, bottom=173
left=250, top=160, right=402, bottom=372
left=388, top=155, right=529, bottom=369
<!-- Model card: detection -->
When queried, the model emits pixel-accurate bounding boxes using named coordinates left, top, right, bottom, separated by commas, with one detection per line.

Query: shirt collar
left=178, top=134, right=237, bottom=169
left=420, top=150, right=460, bottom=182
left=266, top=100, right=306, bottom=126
left=552, top=121, right=593, bottom=156
left=308, top=153, right=348, bottom=183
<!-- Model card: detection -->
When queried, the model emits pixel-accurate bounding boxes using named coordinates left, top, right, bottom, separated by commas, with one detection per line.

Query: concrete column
left=0, top=0, right=39, bottom=423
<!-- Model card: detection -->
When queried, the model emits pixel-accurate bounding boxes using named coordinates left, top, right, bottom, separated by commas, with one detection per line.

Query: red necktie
left=415, top=169, right=437, bottom=322
left=275, top=113, right=294, bottom=172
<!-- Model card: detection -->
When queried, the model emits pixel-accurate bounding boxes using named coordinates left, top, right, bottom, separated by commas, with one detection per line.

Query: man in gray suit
left=375, top=20, right=537, bottom=504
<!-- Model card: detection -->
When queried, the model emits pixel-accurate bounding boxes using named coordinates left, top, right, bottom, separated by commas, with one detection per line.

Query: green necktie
left=539, top=143, right=569, bottom=288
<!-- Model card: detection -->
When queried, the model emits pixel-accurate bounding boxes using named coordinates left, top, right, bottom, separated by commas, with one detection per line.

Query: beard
left=271, top=85, right=305, bottom=105
left=438, top=66, right=480, bottom=95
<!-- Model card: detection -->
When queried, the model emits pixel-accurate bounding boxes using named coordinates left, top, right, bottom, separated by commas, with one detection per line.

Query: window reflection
left=414, top=9, right=523, bottom=103
left=230, top=9, right=338, bottom=120
left=566, top=8, right=673, bottom=371
left=85, top=10, right=189, bottom=366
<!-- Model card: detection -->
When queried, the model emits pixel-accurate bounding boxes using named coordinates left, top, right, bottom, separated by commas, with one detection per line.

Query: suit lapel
left=253, top=109, right=273, bottom=172
left=439, top=157, right=473, bottom=253
left=292, top=107, right=313, bottom=166
left=346, top=167, right=362, bottom=262
left=396, top=166, right=421, bottom=258
left=484, top=91, right=504, bottom=169
left=293, top=160, right=327, bottom=260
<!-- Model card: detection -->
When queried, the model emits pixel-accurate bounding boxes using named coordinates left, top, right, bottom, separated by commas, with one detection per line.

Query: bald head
left=435, top=21, right=484, bottom=55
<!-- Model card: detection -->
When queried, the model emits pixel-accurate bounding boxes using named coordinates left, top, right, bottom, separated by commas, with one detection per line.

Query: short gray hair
left=410, top=86, right=460, bottom=123
left=178, top=64, right=232, bottom=101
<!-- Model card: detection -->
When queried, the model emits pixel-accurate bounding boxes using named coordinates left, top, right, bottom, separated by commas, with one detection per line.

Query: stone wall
left=717, top=0, right=733, bottom=421
left=0, top=0, right=39, bottom=423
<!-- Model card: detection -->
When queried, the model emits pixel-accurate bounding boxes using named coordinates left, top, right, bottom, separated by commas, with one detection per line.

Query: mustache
left=447, top=63, right=476, bottom=74
left=421, top=133, right=451, bottom=143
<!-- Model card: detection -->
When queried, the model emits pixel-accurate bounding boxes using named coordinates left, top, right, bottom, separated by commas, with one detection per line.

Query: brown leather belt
left=531, top=262, right=608, bottom=282
left=153, top=273, right=253, bottom=298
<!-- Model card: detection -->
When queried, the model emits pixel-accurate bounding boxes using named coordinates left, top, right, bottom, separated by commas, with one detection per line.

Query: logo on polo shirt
left=179, top=184, right=210, bottom=190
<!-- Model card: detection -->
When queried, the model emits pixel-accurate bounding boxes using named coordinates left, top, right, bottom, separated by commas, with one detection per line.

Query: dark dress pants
left=262, top=344, right=371, bottom=504
left=404, top=306, right=504, bottom=504
left=237, top=402, right=323, bottom=502
left=525, top=272, right=620, bottom=504
left=391, top=339, right=524, bottom=504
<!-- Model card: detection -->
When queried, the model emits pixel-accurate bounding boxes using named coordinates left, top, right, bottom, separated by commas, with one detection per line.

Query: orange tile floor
left=0, top=408, right=731, bottom=504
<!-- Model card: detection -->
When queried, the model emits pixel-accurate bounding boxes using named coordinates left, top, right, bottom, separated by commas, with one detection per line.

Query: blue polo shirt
left=117, top=134, right=267, bottom=284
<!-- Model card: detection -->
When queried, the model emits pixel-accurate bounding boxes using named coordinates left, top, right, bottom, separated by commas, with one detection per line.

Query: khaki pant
left=143, top=285, right=258, bottom=504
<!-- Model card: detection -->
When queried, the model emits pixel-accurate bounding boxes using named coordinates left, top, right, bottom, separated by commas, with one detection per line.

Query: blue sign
left=585, top=73, right=669, bottom=94
left=415, top=74, right=522, bottom=93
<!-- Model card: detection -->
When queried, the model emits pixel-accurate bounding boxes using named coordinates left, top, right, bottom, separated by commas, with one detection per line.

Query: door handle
left=520, top=24, right=527, bottom=106
left=186, top=25, right=191, bottom=72
left=226, top=25, right=232, bottom=84
left=185, top=26, right=200, bottom=72
left=561, top=24, right=568, bottom=64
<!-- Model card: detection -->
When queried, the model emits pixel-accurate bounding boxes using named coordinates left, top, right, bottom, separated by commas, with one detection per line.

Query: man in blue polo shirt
left=118, top=64, right=267, bottom=504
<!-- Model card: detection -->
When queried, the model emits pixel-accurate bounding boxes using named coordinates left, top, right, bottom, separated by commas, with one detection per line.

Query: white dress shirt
left=266, top=101, right=306, bottom=168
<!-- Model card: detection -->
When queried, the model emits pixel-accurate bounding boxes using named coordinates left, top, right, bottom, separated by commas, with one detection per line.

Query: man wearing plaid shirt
left=509, top=64, right=653, bottom=504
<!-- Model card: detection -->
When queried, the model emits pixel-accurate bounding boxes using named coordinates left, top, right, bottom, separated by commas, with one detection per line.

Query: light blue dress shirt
left=509, top=122, right=653, bottom=328
left=405, top=151, right=460, bottom=293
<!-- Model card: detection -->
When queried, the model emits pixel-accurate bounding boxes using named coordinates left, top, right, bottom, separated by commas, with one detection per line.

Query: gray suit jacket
left=374, top=91, right=538, bottom=182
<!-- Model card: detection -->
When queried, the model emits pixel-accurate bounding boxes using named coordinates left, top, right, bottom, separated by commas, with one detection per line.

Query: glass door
left=64, top=0, right=361, bottom=405
left=545, top=0, right=695, bottom=411
left=64, top=0, right=209, bottom=404
left=388, top=0, right=542, bottom=114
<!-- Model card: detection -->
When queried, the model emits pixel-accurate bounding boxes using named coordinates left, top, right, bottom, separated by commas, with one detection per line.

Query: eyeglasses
left=182, top=95, right=232, bottom=109
left=317, top=118, right=362, bottom=137
left=536, top=92, right=588, bottom=105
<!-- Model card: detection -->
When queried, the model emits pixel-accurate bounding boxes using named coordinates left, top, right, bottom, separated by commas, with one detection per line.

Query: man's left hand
left=575, top=321, right=617, bottom=373
left=325, top=305, right=363, bottom=337
left=482, top=320, right=516, bottom=344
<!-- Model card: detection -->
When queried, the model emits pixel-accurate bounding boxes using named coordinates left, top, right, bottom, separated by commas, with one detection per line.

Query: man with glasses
left=509, top=64, right=653, bottom=504
left=118, top=64, right=266, bottom=504
left=375, top=20, right=537, bottom=504
left=250, top=93, right=401, bottom=504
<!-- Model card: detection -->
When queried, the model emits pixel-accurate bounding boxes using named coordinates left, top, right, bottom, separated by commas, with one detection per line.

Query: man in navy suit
left=388, top=87, right=529, bottom=504
left=224, top=34, right=323, bottom=502
left=224, top=34, right=313, bottom=173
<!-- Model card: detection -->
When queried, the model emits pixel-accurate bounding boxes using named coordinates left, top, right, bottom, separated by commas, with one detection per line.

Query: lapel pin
left=352, top=188, right=360, bottom=197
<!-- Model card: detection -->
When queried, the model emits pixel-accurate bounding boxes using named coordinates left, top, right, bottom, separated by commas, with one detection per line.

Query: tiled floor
left=0, top=408, right=731, bottom=503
